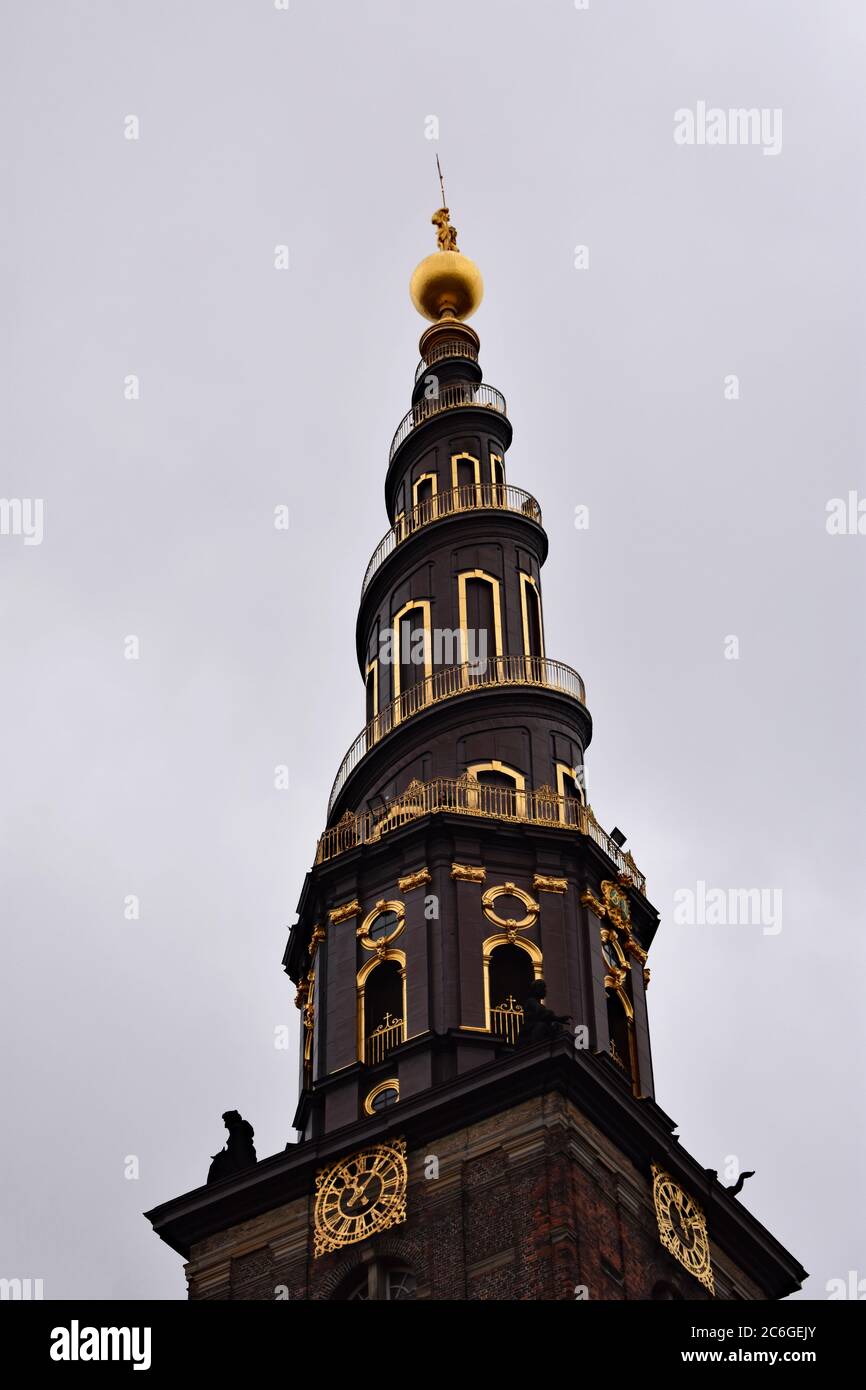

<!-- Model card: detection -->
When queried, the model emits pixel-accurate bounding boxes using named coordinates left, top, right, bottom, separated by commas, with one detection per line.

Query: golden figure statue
left=432, top=207, right=459, bottom=252
left=409, top=163, right=483, bottom=321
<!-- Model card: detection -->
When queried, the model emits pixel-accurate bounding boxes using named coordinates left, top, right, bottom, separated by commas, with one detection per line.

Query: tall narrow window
left=555, top=760, right=585, bottom=820
left=601, top=929, right=638, bottom=1088
left=359, top=958, right=405, bottom=1064
left=365, top=660, right=378, bottom=726
left=606, top=993, right=634, bottom=1080
left=477, top=933, right=543, bottom=1044
left=392, top=600, right=432, bottom=717
left=465, top=760, right=526, bottom=816
left=451, top=451, right=480, bottom=506
left=458, top=570, right=502, bottom=683
left=490, top=452, right=505, bottom=505
left=520, top=574, right=544, bottom=671
left=463, top=577, right=494, bottom=681
left=412, top=472, right=437, bottom=519
left=489, top=944, right=534, bottom=1044
left=400, top=610, right=426, bottom=695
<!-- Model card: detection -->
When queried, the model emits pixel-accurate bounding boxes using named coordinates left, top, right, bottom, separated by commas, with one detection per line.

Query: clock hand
left=346, top=1170, right=380, bottom=1210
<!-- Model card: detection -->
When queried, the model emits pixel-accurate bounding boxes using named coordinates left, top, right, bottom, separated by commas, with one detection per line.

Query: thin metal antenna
left=436, top=154, right=447, bottom=208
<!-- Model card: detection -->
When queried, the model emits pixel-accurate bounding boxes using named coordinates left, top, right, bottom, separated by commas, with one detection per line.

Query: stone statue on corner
left=207, top=1110, right=257, bottom=1185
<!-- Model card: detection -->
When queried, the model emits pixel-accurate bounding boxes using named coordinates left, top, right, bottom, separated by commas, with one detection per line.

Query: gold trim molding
left=451, top=863, right=486, bottom=883
left=329, top=900, right=361, bottom=925
left=356, top=900, right=405, bottom=950
left=481, top=881, right=539, bottom=930
left=363, top=1079, right=400, bottom=1116
left=533, top=874, right=568, bottom=895
left=398, top=868, right=431, bottom=892
left=580, top=888, right=606, bottom=917
left=582, top=887, right=649, bottom=969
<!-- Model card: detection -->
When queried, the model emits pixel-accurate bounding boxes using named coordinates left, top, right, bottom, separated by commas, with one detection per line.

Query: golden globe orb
left=409, top=251, right=484, bottom=322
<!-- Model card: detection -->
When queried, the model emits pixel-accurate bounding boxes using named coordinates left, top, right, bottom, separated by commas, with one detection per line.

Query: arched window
left=357, top=953, right=406, bottom=1064
left=451, top=450, right=481, bottom=504
left=490, top=451, right=506, bottom=504
left=520, top=573, right=545, bottom=668
left=343, top=1263, right=417, bottom=1301
left=412, top=472, right=437, bottom=519
left=392, top=599, right=432, bottom=712
left=384, top=1268, right=417, bottom=1300
left=488, top=943, right=534, bottom=1044
left=606, top=992, right=634, bottom=1078
left=480, top=933, right=543, bottom=1042
left=555, top=760, right=586, bottom=820
left=364, top=1079, right=400, bottom=1115
left=601, top=928, right=639, bottom=1086
left=457, top=570, right=503, bottom=680
left=465, top=759, right=526, bottom=817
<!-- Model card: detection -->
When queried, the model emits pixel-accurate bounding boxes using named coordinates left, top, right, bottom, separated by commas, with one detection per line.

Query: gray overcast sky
left=1, top=0, right=863, bottom=1300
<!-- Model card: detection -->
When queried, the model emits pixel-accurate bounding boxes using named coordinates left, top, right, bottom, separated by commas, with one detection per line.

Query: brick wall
left=185, top=1093, right=762, bottom=1301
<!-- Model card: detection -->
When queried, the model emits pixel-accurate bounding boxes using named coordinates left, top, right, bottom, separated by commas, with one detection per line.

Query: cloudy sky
left=1, top=0, right=863, bottom=1300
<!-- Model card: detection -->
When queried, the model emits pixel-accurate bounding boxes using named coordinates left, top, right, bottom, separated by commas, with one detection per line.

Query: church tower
left=146, top=205, right=806, bottom=1302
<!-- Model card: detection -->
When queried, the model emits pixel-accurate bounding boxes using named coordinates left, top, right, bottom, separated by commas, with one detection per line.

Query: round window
left=491, top=894, right=526, bottom=922
left=364, top=1080, right=400, bottom=1115
left=368, top=910, right=399, bottom=941
left=358, top=901, right=405, bottom=949
left=371, top=1086, right=399, bottom=1111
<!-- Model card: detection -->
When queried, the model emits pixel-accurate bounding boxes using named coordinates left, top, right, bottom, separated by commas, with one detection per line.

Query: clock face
left=651, top=1164, right=715, bottom=1294
left=602, top=880, right=632, bottom=929
left=314, top=1139, right=407, bottom=1257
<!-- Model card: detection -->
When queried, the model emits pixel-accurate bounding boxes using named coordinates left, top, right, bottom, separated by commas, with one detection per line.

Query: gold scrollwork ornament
left=481, top=881, right=539, bottom=930
left=533, top=874, right=568, bottom=894
left=356, top=900, right=405, bottom=949
left=313, top=1140, right=408, bottom=1256
left=397, top=868, right=431, bottom=893
left=451, top=863, right=486, bottom=883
